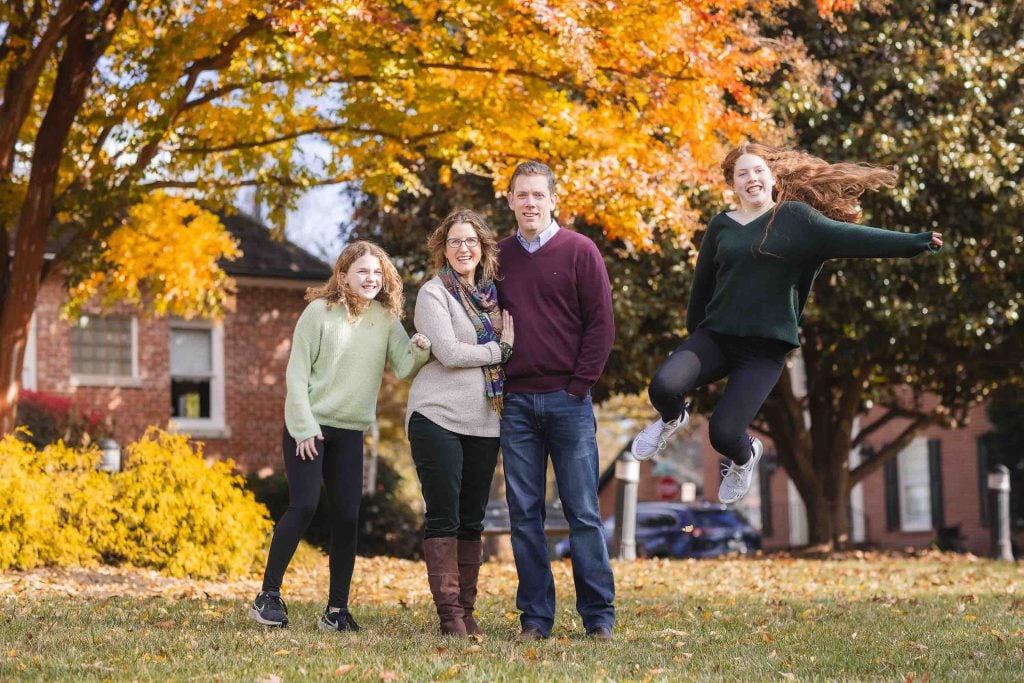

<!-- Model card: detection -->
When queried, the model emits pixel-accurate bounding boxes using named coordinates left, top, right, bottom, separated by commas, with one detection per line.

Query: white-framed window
left=70, top=314, right=140, bottom=386
left=898, top=438, right=933, bottom=532
left=169, top=319, right=228, bottom=438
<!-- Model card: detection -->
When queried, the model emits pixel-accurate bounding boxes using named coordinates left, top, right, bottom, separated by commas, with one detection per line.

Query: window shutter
left=885, top=457, right=899, bottom=532
left=927, top=439, right=944, bottom=530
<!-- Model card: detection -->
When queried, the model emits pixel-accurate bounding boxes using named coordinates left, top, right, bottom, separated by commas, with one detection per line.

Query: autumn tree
left=752, top=0, right=1024, bottom=545
left=3, top=0, right=829, bottom=433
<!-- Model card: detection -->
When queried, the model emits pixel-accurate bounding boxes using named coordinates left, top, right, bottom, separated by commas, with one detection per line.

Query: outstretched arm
left=801, top=203, right=942, bottom=261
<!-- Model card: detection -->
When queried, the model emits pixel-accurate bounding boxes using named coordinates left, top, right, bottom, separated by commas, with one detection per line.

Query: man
left=496, top=160, right=616, bottom=641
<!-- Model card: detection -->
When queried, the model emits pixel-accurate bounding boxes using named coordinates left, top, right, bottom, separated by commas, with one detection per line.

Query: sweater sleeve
left=387, top=317, right=431, bottom=380
left=799, top=203, right=936, bottom=261
left=686, top=221, right=719, bottom=333
left=567, top=239, right=615, bottom=398
left=414, top=283, right=502, bottom=368
left=284, top=303, right=323, bottom=442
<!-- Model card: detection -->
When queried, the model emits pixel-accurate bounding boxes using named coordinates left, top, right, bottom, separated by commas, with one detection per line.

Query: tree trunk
left=0, top=3, right=128, bottom=436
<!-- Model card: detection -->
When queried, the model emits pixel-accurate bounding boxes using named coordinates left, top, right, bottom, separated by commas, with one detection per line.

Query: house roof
left=219, top=212, right=331, bottom=281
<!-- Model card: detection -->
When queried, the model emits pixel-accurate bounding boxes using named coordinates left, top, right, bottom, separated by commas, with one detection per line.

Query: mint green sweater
left=284, top=298, right=429, bottom=441
left=686, top=201, right=938, bottom=348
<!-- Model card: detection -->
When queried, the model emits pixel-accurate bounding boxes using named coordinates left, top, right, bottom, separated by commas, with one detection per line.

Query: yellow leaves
left=64, top=192, right=239, bottom=321
left=333, top=664, right=355, bottom=676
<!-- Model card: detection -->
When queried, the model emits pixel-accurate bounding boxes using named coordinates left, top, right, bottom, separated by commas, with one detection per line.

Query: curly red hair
left=306, top=240, right=404, bottom=320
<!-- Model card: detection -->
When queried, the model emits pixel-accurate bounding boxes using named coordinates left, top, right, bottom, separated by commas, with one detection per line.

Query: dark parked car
left=554, top=501, right=761, bottom=559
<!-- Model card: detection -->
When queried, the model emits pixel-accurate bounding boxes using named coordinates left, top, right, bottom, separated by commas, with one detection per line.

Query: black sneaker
left=249, top=591, right=288, bottom=627
left=318, top=607, right=360, bottom=632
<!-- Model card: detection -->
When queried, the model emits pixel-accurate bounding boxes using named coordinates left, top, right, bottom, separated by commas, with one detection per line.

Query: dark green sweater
left=686, top=201, right=937, bottom=348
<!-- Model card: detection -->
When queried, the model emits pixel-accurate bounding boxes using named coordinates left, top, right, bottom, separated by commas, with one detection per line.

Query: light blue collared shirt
left=515, top=221, right=560, bottom=254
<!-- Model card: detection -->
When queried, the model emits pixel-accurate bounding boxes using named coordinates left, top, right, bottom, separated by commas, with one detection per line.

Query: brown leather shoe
left=518, top=624, right=546, bottom=641
left=586, top=626, right=613, bottom=641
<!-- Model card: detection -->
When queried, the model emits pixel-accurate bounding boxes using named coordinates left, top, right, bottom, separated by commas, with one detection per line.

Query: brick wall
left=205, top=283, right=306, bottom=471
left=32, top=278, right=170, bottom=443
left=27, top=277, right=310, bottom=473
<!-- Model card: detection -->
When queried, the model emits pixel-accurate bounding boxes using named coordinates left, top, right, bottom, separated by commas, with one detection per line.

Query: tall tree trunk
left=0, top=3, right=128, bottom=435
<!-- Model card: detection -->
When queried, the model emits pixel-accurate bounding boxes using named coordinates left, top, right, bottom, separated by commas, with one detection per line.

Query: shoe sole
left=718, top=438, right=763, bottom=504
left=248, top=606, right=287, bottom=627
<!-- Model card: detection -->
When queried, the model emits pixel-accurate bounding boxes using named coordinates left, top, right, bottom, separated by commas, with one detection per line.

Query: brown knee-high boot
left=457, top=539, right=484, bottom=636
left=423, top=537, right=467, bottom=636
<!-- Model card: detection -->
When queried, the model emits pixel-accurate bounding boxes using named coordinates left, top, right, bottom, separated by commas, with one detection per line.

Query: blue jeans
left=500, top=390, right=615, bottom=635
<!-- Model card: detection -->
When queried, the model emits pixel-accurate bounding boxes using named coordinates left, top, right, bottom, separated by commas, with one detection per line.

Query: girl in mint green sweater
left=249, top=241, right=430, bottom=631
left=631, top=143, right=942, bottom=506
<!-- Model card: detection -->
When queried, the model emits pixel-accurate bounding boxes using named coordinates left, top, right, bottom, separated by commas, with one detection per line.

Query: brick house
left=21, top=212, right=331, bottom=471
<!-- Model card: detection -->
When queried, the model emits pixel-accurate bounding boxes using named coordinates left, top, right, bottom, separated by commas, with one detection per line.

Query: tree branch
left=123, top=13, right=273, bottom=184
left=173, top=123, right=453, bottom=154
left=851, top=406, right=924, bottom=449
left=0, top=0, right=79, bottom=176
left=138, top=175, right=352, bottom=191
left=849, top=414, right=933, bottom=486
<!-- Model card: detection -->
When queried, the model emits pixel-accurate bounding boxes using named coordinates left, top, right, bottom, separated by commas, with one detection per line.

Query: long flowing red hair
left=722, top=143, right=898, bottom=253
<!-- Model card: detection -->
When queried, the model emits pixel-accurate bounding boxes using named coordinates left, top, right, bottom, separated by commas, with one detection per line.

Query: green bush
left=0, top=428, right=272, bottom=578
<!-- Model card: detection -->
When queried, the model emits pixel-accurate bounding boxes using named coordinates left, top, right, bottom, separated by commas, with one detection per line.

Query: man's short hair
left=509, top=160, right=556, bottom=196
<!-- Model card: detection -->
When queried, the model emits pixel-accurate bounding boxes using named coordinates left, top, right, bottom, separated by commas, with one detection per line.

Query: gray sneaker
left=318, top=607, right=360, bottom=632
left=631, top=408, right=690, bottom=461
left=249, top=591, right=288, bottom=627
left=718, top=437, right=763, bottom=504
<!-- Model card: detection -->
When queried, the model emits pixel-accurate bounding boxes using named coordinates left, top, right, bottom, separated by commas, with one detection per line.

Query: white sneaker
left=719, top=437, right=763, bottom=504
left=631, top=408, right=690, bottom=461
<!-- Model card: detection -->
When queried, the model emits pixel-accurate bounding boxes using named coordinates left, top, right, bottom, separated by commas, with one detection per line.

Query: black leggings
left=261, top=425, right=363, bottom=608
left=648, top=328, right=791, bottom=465
left=408, top=412, right=500, bottom=540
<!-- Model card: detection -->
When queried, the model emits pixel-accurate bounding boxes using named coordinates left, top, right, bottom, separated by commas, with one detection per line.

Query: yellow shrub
left=0, top=434, right=115, bottom=570
left=0, top=427, right=271, bottom=579
left=106, top=428, right=272, bottom=578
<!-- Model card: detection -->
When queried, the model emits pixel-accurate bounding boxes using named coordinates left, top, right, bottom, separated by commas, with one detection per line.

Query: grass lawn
left=1, top=551, right=1022, bottom=681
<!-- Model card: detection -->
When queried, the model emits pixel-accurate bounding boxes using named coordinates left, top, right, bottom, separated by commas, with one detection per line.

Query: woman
left=249, top=241, right=430, bottom=631
left=407, top=209, right=514, bottom=636
left=631, top=143, right=943, bottom=504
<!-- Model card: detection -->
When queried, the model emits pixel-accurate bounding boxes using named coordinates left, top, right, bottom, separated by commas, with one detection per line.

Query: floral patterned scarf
left=439, top=264, right=505, bottom=414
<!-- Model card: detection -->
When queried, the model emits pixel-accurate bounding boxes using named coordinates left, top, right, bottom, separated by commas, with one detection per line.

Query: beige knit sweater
left=406, top=277, right=502, bottom=437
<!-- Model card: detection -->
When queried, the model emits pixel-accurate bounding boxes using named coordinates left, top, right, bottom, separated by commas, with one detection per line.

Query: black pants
left=261, top=425, right=363, bottom=608
left=648, top=328, right=791, bottom=465
left=408, top=412, right=500, bottom=540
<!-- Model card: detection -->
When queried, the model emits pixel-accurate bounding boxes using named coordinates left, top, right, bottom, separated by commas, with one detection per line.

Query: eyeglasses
left=446, top=237, right=480, bottom=249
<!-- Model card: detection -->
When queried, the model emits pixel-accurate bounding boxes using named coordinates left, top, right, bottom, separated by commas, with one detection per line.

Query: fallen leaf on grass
left=153, top=620, right=175, bottom=629
left=6, top=650, right=15, bottom=657
left=257, top=676, right=282, bottom=683
left=503, top=612, right=517, bottom=620
left=436, top=664, right=460, bottom=680
left=468, top=634, right=484, bottom=643
left=523, top=647, right=539, bottom=660
left=333, top=664, right=355, bottom=676
left=273, top=649, right=291, bottom=656
left=379, top=670, right=398, bottom=681
left=465, top=645, right=482, bottom=654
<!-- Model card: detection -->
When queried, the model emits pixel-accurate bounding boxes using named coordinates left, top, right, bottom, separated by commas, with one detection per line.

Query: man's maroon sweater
left=496, top=229, right=615, bottom=397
